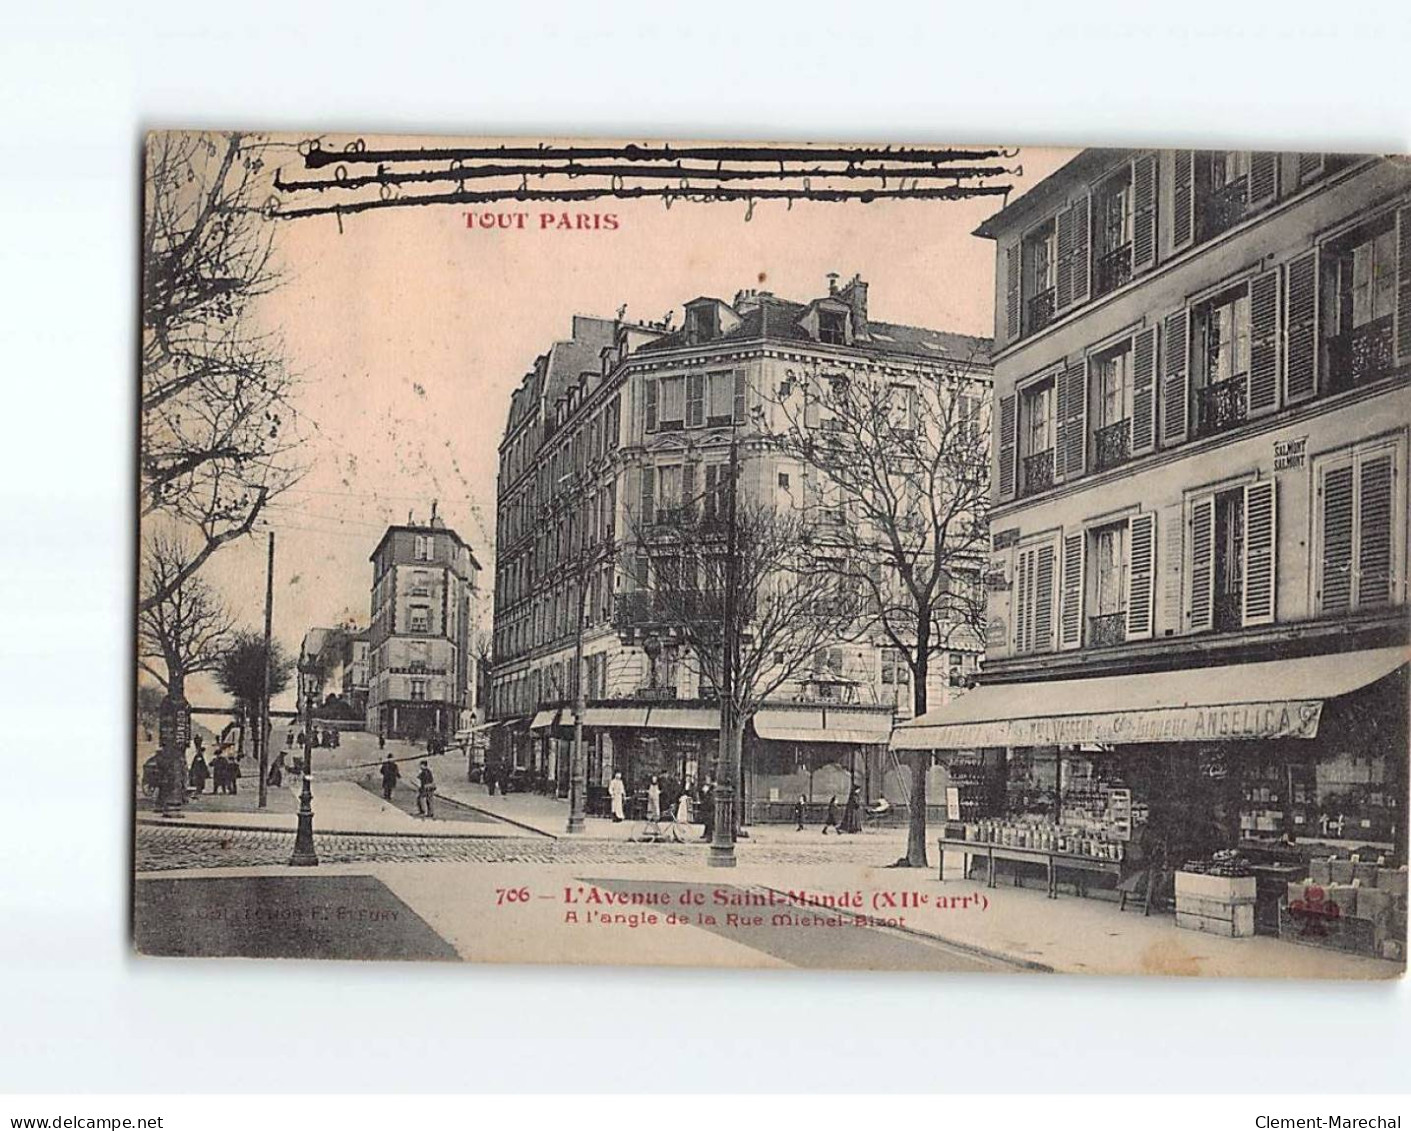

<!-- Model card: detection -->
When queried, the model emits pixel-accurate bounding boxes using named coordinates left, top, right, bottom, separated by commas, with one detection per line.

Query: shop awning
left=580, top=706, right=650, bottom=728
left=891, top=646, right=1409, bottom=751
left=644, top=706, right=719, bottom=730
left=754, top=706, right=893, bottom=745
left=529, top=709, right=561, bottom=731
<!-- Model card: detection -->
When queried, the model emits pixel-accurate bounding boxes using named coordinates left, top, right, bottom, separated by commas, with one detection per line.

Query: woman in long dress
left=608, top=772, right=626, bottom=822
left=647, top=777, right=661, bottom=823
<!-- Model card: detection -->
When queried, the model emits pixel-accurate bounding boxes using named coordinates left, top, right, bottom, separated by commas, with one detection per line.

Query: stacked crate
left=1175, top=871, right=1257, bottom=938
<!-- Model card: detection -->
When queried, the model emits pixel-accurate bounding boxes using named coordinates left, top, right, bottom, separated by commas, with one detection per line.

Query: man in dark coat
left=210, top=751, right=229, bottom=795
left=699, top=777, right=715, bottom=841
left=415, top=761, right=436, bottom=818
left=189, top=750, right=209, bottom=795
left=841, top=785, right=862, bottom=834
left=380, top=755, right=400, bottom=801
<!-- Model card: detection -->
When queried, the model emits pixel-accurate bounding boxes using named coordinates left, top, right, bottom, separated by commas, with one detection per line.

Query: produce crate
left=1278, top=904, right=1379, bottom=957
left=1175, top=871, right=1256, bottom=902
left=1175, top=871, right=1256, bottom=938
left=1177, top=905, right=1255, bottom=938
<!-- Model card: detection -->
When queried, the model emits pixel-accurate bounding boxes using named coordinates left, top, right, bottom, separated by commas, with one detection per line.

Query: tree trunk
left=902, top=642, right=931, bottom=868
left=155, top=674, right=189, bottom=810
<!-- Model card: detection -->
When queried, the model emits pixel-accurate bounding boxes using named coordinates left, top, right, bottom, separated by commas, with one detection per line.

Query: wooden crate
left=1175, top=871, right=1256, bottom=901
left=1177, top=905, right=1255, bottom=938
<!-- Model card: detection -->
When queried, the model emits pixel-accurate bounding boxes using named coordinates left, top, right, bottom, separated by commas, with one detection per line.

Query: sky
left=182, top=136, right=1077, bottom=709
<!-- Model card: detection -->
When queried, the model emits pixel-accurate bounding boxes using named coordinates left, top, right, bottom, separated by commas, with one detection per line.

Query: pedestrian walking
left=700, top=777, right=715, bottom=840
left=608, top=772, right=626, bottom=823
left=267, top=751, right=285, bottom=788
left=822, top=795, right=839, bottom=835
left=229, top=755, right=241, bottom=795
left=380, top=754, right=400, bottom=802
left=189, top=750, right=209, bottom=796
left=647, top=776, right=662, bottom=823
left=675, top=790, right=692, bottom=825
left=415, top=761, right=436, bottom=818
left=210, top=751, right=228, bottom=795
left=841, top=784, right=862, bottom=834
left=794, top=793, right=806, bottom=831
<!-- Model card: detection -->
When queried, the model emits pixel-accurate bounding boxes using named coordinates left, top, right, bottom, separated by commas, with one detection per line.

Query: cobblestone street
left=134, top=822, right=906, bottom=872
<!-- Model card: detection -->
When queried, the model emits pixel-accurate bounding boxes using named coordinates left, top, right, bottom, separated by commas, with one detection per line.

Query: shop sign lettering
left=991, top=527, right=1019, bottom=551
left=1274, top=435, right=1308, bottom=473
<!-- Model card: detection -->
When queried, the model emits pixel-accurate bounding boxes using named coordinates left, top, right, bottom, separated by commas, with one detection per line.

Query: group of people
left=801, top=785, right=864, bottom=835
left=288, top=726, right=340, bottom=749
left=380, top=754, right=437, bottom=818
left=186, top=739, right=243, bottom=796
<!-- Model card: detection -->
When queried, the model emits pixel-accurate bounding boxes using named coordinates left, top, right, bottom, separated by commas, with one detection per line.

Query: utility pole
left=259, top=530, right=274, bottom=808
left=709, top=426, right=740, bottom=868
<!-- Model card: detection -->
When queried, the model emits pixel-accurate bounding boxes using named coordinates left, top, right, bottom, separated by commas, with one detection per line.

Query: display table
left=937, top=837, right=1122, bottom=899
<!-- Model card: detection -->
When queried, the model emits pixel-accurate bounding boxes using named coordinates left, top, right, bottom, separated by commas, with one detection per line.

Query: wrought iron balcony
left=612, top=589, right=729, bottom=630
left=1026, top=289, right=1056, bottom=335
left=1092, top=418, right=1131, bottom=472
left=1215, top=590, right=1243, bottom=633
left=1327, top=316, right=1395, bottom=394
left=1094, top=243, right=1133, bottom=297
left=1087, top=612, right=1126, bottom=648
left=1020, top=448, right=1055, bottom=497
left=1195, top=374, right=1247, bottom=438
left=1199, top=177, right=1249, bottom=242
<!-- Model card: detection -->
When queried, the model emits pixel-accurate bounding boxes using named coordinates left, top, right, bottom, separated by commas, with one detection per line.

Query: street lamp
left=288, top=658, right=319, bottom=867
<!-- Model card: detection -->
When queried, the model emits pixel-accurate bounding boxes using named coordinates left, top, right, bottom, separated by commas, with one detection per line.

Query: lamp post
left=288, top=659, right=319, bottom=867
left=709, top=425, right=741, bottom=868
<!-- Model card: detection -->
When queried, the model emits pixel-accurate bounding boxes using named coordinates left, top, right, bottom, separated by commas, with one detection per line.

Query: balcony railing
left=1026, top=289, right=1056, bottom=335
left=1199, top=176, right=1249, bottom=242
left=1327, top=316, right=1395, bottom=394
left=1020, top=448, right=1055, bottom=497
left=1214, top=590, right=1243, bottom=633
left=1087, top=612, right=1126, bottom=648
left=1094, top=243, right=1133, bottom=297
left=612, top=589, right=729, bottom=629
left=1092, top=417, right=1131, bottom=471
left=1195, top=374, right=1247, bottom=438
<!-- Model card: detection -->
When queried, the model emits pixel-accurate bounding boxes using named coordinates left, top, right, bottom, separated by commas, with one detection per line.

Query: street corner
left=133, top=873, right=460, bottom=961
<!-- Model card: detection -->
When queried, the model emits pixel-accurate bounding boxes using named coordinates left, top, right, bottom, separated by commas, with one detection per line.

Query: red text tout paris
left=462, top=211, right=620, bottom=231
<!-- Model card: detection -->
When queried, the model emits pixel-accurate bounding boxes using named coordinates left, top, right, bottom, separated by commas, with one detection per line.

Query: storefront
left=893, top=647, right=1408, bottom=952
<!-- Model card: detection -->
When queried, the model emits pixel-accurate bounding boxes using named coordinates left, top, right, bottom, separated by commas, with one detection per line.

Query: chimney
left=826, top=272, right=840, bottom=295
left=838, top=273, right=868, bottom=331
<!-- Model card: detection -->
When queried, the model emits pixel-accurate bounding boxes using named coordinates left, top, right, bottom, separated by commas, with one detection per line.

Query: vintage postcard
left=134, top=131, right=1410, bottom=977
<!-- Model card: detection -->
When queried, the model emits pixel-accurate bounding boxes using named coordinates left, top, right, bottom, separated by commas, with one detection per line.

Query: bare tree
left=764, top=354, right=991, bottom=867
left=138, top=530, right=234, bottom=703
left=627, top=447, right=863, bottom=852
left=140, top=131, right=302, bottom=611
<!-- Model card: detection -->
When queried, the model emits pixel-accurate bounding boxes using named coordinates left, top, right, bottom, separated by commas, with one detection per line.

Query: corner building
left=897, top=150, right=1410, bottom=916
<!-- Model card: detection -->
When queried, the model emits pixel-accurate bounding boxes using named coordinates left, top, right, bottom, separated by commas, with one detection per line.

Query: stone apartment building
left=488, top=279, right=991, bottom=819
left=897, top=149, right=1410, bottom=867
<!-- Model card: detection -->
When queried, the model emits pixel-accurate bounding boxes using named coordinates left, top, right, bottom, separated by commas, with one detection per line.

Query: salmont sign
left=900, top=701, right=1324, bottom=749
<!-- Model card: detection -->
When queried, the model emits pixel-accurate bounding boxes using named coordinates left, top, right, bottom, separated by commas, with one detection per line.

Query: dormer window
left=818, top=308, right=847, bottom=345
left=686, top=305, right=716, bottom=343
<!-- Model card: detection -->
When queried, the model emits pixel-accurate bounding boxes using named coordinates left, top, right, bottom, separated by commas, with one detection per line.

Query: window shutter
left=1319, top=463, right=1355, bottom=614
left=1071, top=194, right=1091, bottom=306
left=1172, top=151, right=1195, bottom=252
left=1055, top=203, right=1076, bottom=311
left=682, top=461, right=697, bottom=521
left=1296, top=153, right=1325, bottom=188
left=639, top=465, right=655, bottom=528
left=1014, top=548, right=1031, bottom=653
left=733, top=368, right=747, bottom=424
left=1247, top=152, right=1278, bottom=209
left=1189, top=495, right=1215, bottom=633
left=1284, top=248, right=1319, bottom=405
left=704, top=464, right=718, bottom=521
left=1162, top=309, right=1190, bottom=445
left=687, top=373, right=704, bottom=427
left=1131, top=325, right=1159, bottom=456
left=1396, top=207, right=1411, bottom=367
left=1247, top=267, right=1281, bottom=419
left=1034, top=542, right=1056, bottom=653
left=1059, top=530, right=1085, bottom=651
left=1055, top=359, right=1087, bottom=481
left=1005, top=243, right=1021, bottom=342
left=1242, top=480, right=1277, bottom=626
left=1125, top=512, right=1157, bottom=641
left=997, top=392, right=1017, bottom=501
left=1357, top=453, right=1395, bottom=609
left=1132, top=153, right=1158, bottom=273
left=645, top=378, right=658, bottom=432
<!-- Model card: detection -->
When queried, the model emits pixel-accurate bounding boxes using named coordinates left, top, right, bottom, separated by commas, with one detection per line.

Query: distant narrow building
left=366, top=508, right=481, bottom=741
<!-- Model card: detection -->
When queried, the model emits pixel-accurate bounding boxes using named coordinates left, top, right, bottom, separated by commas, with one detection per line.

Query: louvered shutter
left=1247, top=268, right=1281, bottom=419
left=1284, top=248, right=1319, bottom=405
left=1319, top=463, right=1355, bottom=614
left=1014, top=548, right=1031, bottom=653
left=1396, top=207, right=1411, bottom=367
left=1034, top=542, right=1056, bottom=653
left=733, top=368, right=747, bottom=424
left=1071, top=194, right=1091, bottom=306
left=1132, top=153, right=1158, bottom=273
left=1242, top=480, right=1277, bottom=626
left=1055, top=203, right=1077, bottom=311
left=1059, top=530, right=1085, bottom=651
left=1005, top=243, right=1021, bottom=343
left=1189, top=495, right=1215, bottom=633
left=1162, top=309, right=1190, bottom=445
left=682, top=461, right=697, bottom=521
left=687, top=373, right=704, bottom=427
left=639, top=465, right=655, bottom=529
left=1125, top=512, right=1157, bottom=641
left=1172, top=151, right=1195, bottom=252
left=997, top=392, right=1017, bottom=501
left=1357, top=453, right=1395, bottom=609
left=1131, top=325, right=1159, bottom=456
left=1055, top=360, right=1088, bottom=481
left=645, top=379, right=658, bottom=432
left=1297, top=152, right=1325, bottom=188
left=704, top=464, right=718, bottom=522
left=1248, top=152, right=1278, bottom=209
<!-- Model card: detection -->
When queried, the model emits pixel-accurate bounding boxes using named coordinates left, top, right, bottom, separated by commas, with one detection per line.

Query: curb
left=433, top=793, right=559, bottom=840
left=134, top=817, right=537, bottom=842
